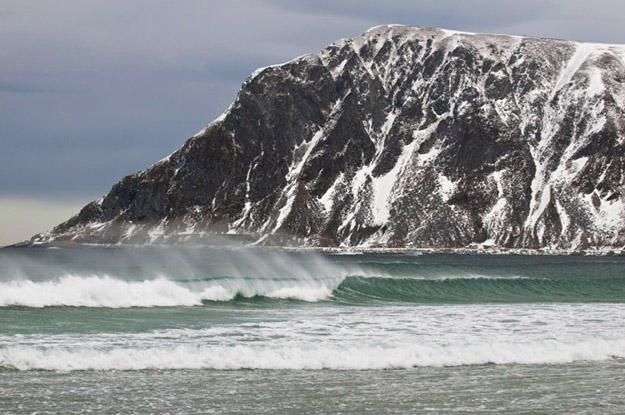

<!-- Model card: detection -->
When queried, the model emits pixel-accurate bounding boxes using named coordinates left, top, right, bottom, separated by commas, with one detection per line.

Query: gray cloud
left=267, top=0, right=541, bottom=31
left=0, top=81, right=52, bottom=94
left=1, top=0, right=624, bottom=203
left=0, top=0, right=369, bottom=196
left=267, top=0, right=625, bottom=43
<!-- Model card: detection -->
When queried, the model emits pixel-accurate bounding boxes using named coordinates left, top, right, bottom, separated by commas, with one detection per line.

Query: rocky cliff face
left=32, top=25, right=625, bottom=250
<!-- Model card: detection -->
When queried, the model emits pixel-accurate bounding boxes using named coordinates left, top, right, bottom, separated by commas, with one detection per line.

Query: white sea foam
left=0, top=275, right=342, bottom=307
left=2, top=303, right=625, bottom=371
left=2, top=338, right=624, bottom=371
left=0, top=275, right=198, bottom=308
left=195, top=277, right=338, bottom=302
left=0, top=271, right=543, bottom=308
left=0, top=271, right=541, bottom=308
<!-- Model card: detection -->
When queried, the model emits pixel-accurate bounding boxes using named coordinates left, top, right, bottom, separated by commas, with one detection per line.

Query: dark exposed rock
left=30, top=25, right=625, bottom=251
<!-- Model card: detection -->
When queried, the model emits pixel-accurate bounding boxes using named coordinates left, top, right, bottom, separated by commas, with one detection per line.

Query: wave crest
left=2, top=273, right=625, bottom=307
left=2, top=339, right=625, bottom=371
left=0, top=275, right=341, bottom=307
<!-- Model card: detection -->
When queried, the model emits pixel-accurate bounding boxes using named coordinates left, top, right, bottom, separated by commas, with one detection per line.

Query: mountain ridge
left=28, top=25, right=625, bottom=251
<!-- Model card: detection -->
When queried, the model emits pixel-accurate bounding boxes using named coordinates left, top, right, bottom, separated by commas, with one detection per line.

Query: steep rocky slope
left=31, top=25, right=625, bottom=250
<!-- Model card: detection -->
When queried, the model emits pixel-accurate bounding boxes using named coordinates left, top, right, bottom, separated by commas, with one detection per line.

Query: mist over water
left=1, top=247, right=625, bottom=307
left=2, top=247, right=625, bottom=413
left=0, top=247, right=353, bottom=306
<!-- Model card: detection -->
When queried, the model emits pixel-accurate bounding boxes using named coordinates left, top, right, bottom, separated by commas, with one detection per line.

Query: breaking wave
left=1, top=273, right=624, bottom=307
left=2, top=248, right=625, bottom=307
left=2, top=338, right=624, bottom=371
left=334, top=275, right=625, bottom=303
left=0, top=275, right=339, bottom=307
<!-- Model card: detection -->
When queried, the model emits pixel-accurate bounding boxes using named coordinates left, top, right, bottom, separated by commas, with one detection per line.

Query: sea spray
left=0, top=246, right=362, bottom=283
left=0, top=274, right=345, bottom=307
left=0, top=247, right=357, bottom=306
left=1, top=247, right=625, bottom=415
left=2, top=274, right=625, bottom=307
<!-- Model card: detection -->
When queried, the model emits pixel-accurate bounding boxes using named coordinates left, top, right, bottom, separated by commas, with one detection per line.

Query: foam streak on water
left=1, top=248, right=625, bottom=375
left=2, top=338, right=625, bottom=371
left=2, top=302, right=625, bottom=371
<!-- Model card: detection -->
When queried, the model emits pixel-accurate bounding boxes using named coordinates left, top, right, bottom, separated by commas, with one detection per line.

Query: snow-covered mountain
left=31, top=25, right=625, bottom=250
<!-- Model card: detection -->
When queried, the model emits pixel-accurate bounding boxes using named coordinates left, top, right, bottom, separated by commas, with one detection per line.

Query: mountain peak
left=30, top=25, right=625, bottom=252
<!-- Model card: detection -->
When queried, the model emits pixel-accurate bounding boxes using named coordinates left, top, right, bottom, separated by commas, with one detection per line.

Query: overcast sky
left=1, top=0, right=624, bottom=245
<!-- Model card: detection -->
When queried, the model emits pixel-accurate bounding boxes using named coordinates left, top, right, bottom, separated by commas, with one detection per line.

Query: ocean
left=1, top=247, right=624, bottom=414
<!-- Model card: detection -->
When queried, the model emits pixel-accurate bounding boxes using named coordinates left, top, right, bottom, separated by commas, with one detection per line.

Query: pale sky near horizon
left=1, top=0, right=624, bottom=246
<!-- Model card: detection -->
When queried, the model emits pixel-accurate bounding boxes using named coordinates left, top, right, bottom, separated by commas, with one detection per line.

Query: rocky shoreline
left=12, top=239, right=625, bottom=256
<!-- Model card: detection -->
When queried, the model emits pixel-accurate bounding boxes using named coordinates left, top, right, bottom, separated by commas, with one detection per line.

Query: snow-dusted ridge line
left=26, top=24, right=625, bottom=251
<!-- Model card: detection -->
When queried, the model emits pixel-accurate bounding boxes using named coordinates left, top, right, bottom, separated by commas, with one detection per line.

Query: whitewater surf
left=2, top=247, right=625, bottom=413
